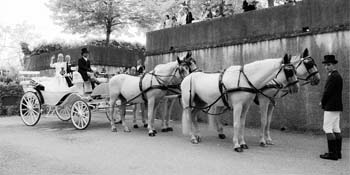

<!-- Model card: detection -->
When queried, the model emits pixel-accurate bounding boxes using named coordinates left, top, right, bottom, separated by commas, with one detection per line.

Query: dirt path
left=0, top=114, right=349, bottom=175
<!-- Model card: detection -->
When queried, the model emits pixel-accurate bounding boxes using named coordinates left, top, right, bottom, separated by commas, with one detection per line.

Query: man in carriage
left=78, top=48, right=100, bottom=89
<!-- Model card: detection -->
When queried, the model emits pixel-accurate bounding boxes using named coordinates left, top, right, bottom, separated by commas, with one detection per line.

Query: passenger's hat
left=81, top=48, right=89, bottom=55
left=322, top=55, right=338, bottom=64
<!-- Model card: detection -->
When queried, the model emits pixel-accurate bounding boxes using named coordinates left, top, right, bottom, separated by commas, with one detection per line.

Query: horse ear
left=177, top=56, right=181, bottom=64
left=187, top=51, right=192, bottom=58
left=283, top=54, right=289, bottom=64
left=303, top=48, right=309, bottom=57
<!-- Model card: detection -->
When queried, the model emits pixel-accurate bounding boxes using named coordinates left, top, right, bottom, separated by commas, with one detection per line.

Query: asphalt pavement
left=0, top=113, right=349, bottom=175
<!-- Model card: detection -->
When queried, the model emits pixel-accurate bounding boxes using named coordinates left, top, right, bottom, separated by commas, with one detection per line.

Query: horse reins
left=138, top=59, right=196, bottom=104
left=295, top=55, right=319, bottom=86
left=188, top=62, right=296, bottom=115
left=259, top=55, right=318, bottom=99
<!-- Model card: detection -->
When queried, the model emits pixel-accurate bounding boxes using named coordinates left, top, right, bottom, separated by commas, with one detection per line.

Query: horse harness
left=189, top=65, right=278, bottom=115
left=138, top=70, right=181, bottom=103
left=296, top=55, right=319, bottom=85
left=258, top=55, right=317, bottom=99
left=136, top=57, right=199, bottom=104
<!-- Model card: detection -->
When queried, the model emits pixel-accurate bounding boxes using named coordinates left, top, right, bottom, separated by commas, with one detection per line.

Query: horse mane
left=227, top=58, right=282, bottom=72
left=244, top=58, right=281, bottom=72
left=153, top=61, right=178, bottom=76
left=290, top=55, right=299, bottom=62
left=223, top=58, right=283, bottom=89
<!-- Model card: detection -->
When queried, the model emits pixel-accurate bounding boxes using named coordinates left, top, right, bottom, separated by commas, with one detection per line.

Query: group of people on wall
left=162, top=0, right=302, bottom=29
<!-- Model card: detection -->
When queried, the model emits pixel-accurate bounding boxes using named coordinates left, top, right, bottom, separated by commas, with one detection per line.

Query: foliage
left=0, top=23, right=37, bottom=69
left=24, top=39, right=145, bottom=57
left=0, top=83, right=24, bottom=116
left=47, top=0, right=159, bottom=46
left=87, top=40, right=145, bottom=51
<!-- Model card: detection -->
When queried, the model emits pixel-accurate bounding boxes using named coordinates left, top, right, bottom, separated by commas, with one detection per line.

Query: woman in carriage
left=32, top=53, right=69, bottom=92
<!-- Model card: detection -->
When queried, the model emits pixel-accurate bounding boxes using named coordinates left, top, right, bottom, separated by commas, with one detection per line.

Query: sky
left=0, top=0, right=146, bottom=69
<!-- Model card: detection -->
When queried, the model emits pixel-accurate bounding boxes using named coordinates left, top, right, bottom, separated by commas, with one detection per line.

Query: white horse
left=211, top=48, right=321, bottom=147
left=181, top=54, right=299, bottom=152
left=109, top=52, right=197, bottom=136
left=255, top=48, right=320, bottom=146
left=131, top=103, right=147, bottom=129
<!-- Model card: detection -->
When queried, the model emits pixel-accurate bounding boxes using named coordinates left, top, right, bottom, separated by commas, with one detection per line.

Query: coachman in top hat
left=78, top=48, right=100, bottom=89
left=320, top=55, right=343, bottom=161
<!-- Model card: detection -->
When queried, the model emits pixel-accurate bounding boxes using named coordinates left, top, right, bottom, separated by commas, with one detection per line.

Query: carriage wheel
left=70, top=100, right=91, bottom=130
left=20, top=92, right=41, bottom=126
left=55, top=106, right=71, bottom=121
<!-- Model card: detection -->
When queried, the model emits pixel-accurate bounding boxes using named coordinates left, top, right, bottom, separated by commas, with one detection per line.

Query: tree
left=0, top=23, right=37, bottom=69
left=48, top=0, right=160, bottom=46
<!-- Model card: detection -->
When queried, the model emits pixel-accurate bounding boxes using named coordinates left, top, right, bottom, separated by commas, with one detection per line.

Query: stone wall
left=146, top=0, right=349, bottom=55
left=145, top=0, right=350, bottom=135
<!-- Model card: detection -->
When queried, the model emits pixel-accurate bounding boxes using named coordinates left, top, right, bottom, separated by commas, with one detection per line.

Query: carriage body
left=18, top=72, right=110, bottom=130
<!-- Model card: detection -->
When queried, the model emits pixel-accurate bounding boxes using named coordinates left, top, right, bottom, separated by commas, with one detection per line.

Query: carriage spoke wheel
left=20, top=92, right=41, bottom=126
left=71, top=100, right=91, bottom=130
left=55, top=106, right=71, bottom=121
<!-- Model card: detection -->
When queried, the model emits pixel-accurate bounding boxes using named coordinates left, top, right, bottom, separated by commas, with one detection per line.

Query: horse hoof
left=124, top=129, right=131, bottom=132
left=167, top=127, right=173, bottom=132
left=260, top=142, right=267, bottom=147
left=234, top=147, right=243, bottom=152
left=161, top=128, right=168, bottom=132
left=148, top=133, right=156, bottom=137
left=115, top=120, right=122, bottom=124
left=153, top=130, right=157, bottom=134
left=266, top=141, right=274, bottom=145
left=218, top=134, right=226, bottom=139
left=133, top=124, right=139, bottom=129
left=240, top=144, right=249, bottom=149
left=195, top=136, right=202, bottom=143
left=111, top=127, right=117, bottom=132
left=143, top=124, right=148, bottom=128
left=191, top=139, right=199, bottom=144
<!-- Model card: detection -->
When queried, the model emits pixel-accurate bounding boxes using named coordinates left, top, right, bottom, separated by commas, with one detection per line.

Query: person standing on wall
left=185, top=7, right=194, bottom=24
left=320, top=55, right=343, bottom=161
left=136, top=59, right=145, bottom=75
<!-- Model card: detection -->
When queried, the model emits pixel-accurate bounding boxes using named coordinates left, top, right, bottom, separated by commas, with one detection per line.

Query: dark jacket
left=137, top=65, right=145, bottom=75
left=78, top=57, right=93, bottom=81
left=186, top=12, right=194, bottom=24
left=321, top=70, right=343, bottom=111
left=66, top=62, right=73, bottom=74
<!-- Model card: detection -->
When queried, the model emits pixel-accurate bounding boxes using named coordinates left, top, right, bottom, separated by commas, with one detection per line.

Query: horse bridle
left=295, top=55, right=319, bottom=85
left=149, top=57, right=196, bottom=87
left=274, top=63, right=299, bottom=89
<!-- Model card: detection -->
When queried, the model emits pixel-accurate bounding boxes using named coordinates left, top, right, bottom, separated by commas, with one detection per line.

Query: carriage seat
left=72, top=72, right=92, bottom=94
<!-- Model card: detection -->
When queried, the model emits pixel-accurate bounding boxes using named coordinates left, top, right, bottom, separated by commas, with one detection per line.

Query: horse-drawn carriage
left=19, top=71, right=110, bottom=130
left=18, top=52, right=195, bottom=131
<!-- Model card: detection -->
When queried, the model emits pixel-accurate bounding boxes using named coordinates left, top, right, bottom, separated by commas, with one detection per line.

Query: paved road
left=0, top=113, right=349, bottom=175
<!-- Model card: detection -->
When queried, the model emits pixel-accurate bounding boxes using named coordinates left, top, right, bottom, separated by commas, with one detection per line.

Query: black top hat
left=81, top=48, right=89, bottom=55
left=322, top=55, right=338, bottom=64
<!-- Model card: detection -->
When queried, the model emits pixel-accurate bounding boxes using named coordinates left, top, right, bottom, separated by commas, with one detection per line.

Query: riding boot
left=320, top=134, right=338, bottom=160
left=334, top=133, right=342, bottom=159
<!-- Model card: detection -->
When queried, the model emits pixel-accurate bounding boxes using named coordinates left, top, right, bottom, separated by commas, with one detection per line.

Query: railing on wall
left=146, top=0, right=349, bottom=56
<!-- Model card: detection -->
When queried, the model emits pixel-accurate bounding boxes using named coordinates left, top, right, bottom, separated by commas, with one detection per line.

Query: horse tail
left=182, top=108, right=191, bottom=135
